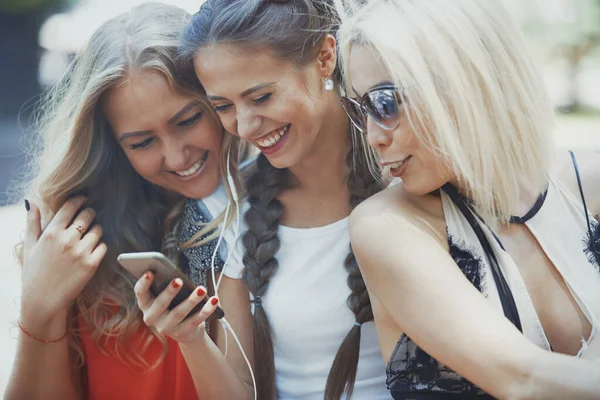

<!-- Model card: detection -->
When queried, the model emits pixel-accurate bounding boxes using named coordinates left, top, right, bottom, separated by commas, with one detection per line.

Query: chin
left=263, top=153, right=295, bottom=170
left=402, top=177, right=444, bottom=197
left=175, top=172, right=221, bottom=200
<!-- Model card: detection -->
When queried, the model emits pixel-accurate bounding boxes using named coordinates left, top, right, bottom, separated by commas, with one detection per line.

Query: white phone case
left=117, top=251, right=189, bottom=289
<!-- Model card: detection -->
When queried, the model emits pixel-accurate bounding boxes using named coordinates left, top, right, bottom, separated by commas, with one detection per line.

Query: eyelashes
left=253, top=93, right=271, bottom=104
left=128, top=111, right=204, bottom=150
left=214, top=104, right=232, bottom=113
left=213, top=93, right=273, bottom=113
left=178, top=111, right=203, bottom=127
left=130, top=137, right=154, bottom=150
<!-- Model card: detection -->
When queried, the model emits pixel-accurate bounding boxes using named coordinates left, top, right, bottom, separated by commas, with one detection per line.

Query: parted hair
left=180, top=0, right=383, bottom=398
left=339, top=0, right=555, bottom=225
left=15, top=2, right=243, bottom=369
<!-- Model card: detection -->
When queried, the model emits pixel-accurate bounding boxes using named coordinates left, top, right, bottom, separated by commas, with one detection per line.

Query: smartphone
left=117, top=251, right=224, bottom=320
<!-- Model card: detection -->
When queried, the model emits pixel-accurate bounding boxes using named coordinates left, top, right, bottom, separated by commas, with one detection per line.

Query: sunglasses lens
left=341, top=97, right=367, bottom=132
left=365, top=89, right=400, bottom=130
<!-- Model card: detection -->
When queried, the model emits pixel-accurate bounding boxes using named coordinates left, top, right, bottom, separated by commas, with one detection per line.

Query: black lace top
left=386, top=235, right=493, bottom=399
left=386, top=176, right=600, bottom=400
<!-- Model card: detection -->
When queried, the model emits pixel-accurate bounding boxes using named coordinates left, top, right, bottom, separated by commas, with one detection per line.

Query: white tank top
left=226, top=218, right=391, bottom=399
left=182, top=193, right=390, bottom=399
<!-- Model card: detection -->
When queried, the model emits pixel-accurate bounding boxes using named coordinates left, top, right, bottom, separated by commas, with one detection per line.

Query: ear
left=317, top=34, right=337, bottom=78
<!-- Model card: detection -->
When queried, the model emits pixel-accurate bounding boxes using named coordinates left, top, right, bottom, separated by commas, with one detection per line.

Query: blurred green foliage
left=516, top=0, right=600, bottom=110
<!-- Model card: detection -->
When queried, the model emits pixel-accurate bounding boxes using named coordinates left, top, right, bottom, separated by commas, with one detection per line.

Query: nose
left=162, top=138, right=188, bottom=171
left=366, top=118, right=393, bottom=152
left=234, top=107, right=261, bottom=141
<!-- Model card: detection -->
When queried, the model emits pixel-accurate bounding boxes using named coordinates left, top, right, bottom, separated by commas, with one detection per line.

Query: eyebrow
left=207, top=82, right=276, bottom=102
left=118, top=101, right=201, bottom=142
left=118, top=130, right=152, bottom=142
left=167, top=101, right=201, bottom=125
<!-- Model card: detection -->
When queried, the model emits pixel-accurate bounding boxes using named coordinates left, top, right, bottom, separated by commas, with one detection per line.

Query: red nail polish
left=144, top=272, right=151, bottom=280
left=211, top=297, right=219, bottom=306
left=171, top=279, right=182, bottom=289
left=196, top=287, right=206, bottom=297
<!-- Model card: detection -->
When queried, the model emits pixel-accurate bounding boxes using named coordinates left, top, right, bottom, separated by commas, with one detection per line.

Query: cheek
left=202, top=118, right=224, bottom=148
left=275, top=78, right=321, bottom=124
left=125, top=150, right=163, bottom=180
left=214, top=113, right=236, bottom=137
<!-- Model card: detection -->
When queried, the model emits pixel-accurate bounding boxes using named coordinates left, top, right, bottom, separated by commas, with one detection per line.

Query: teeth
left=257, top=125, right=289, bottom=148
left=175, top=154, right=206, bottom=177
left=388, top=158, right=407, bottom=169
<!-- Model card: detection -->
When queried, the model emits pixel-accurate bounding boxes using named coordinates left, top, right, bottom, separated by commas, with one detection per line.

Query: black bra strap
left=442, top=184, right=523, bottom=332
left=568, top=150, right=600, bottom=266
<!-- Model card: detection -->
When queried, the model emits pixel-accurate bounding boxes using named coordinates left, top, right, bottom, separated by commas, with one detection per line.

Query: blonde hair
left=339, top=0, right=556, bottom=224
left=16, top=2, right=244, bottom=369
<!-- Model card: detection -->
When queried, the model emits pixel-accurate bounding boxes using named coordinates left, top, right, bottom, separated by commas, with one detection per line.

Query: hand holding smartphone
left=117, top=251, right=224, bottom=320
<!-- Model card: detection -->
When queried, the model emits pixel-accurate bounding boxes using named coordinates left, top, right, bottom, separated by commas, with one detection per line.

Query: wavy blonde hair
left=339, top=0, right=556, bottom=224
left=15, top=2, right=244, bottom=369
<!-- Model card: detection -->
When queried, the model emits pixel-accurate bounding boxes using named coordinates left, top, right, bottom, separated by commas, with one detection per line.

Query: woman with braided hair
left=177, top=0, right=391, bottom=399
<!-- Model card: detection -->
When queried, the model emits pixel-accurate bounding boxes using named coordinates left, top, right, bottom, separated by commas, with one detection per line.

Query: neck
left=287, top=92, right=350, bottom=193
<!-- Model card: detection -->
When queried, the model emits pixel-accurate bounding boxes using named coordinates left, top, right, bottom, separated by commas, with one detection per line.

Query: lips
left=256, top=124, right=290, bottom=148
left=387, top=158, right=408, bottom=170
left=382, top=156, right=412, bottom=178
left=172, top=151, right=208, bottom=177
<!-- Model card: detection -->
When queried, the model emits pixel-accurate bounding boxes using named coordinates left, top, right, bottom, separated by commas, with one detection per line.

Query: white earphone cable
left=208, top=148, right=256, bottom=400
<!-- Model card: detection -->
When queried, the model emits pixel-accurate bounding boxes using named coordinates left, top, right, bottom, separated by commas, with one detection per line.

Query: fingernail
left=210, top=297, right=219, bottom=306
left=144, top=272, right=151, bottom=280
left=171, top=278, right=182, bottom=289
left=24, top=199, right=30, bottom=212
left=196, top=287, right=206, bottom=297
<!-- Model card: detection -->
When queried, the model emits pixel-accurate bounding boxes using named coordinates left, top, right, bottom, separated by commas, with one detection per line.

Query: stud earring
left=324, top=77, right=334, bottom=91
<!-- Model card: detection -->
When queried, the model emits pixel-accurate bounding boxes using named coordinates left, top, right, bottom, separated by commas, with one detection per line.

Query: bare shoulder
left=553, top=150, right=600, bottom=217
left=350, top=183, right=447, bottom=264
left=351, top=183, right=423, bottom=227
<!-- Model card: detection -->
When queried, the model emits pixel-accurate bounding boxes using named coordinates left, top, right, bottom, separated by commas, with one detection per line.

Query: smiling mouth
left=171, top=152, right=208, bottom=177
left=256, top=124, right=290, bottom=148
left=386, top=156, right=411, bottom=170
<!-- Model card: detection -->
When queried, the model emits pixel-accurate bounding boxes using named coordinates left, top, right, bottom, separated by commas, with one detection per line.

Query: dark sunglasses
left=341, top=85, right=403, bottom=132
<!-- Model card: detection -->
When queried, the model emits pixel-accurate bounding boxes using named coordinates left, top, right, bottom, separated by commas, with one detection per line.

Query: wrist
left=18, top=308, right=70, bottom=341
left=178, top=331, right=210, bottom=351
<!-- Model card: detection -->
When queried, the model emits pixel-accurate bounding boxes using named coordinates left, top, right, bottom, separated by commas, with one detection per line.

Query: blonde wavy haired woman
left=338, top=0, right=600, bottom=399
left=5, top=3, right=246, bottom=399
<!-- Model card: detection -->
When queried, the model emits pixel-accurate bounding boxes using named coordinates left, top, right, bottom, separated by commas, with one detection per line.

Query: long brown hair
left=14, top=3, right=243, bottom=369
left=180, top=1, right=383, bottom=398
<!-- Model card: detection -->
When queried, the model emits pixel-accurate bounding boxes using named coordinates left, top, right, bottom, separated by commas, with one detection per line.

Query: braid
left=242, top=153, right=289, bottom=400
left=325, top=136, right=383, bottom=400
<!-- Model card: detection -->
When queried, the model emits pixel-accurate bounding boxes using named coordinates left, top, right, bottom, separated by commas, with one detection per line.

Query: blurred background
left=0, top=0, right=599, bottom=393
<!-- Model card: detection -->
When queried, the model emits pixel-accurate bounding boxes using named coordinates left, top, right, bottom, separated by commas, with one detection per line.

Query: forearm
left=513, top=350, right=600, bottom=400
left=179, top=334, right=254, bottom=400
left=5, top=312, right=79, bottom=400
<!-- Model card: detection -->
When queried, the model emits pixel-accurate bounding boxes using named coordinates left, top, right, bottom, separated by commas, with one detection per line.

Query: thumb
left=24, top=199, right=42, bottom=249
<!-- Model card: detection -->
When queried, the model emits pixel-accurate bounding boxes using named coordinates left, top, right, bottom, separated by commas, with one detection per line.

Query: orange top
left=78, top=315, right=199, bottom=400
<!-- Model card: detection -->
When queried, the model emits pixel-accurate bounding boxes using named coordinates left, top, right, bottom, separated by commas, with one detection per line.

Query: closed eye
left=130, top=137, right=154, bottom=150
left=253, top=93, right=272, bottom=105
left=214, top=104, right=232, bottom=113
left=178, top=111, right=203, bottom=127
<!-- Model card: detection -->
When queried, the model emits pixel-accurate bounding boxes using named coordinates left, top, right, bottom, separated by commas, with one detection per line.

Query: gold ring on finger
left=73, top=224, right=86, bottom=235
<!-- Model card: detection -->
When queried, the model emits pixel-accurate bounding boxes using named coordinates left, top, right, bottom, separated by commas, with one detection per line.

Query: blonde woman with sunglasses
left=338, top=0, right=600, bottom=399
